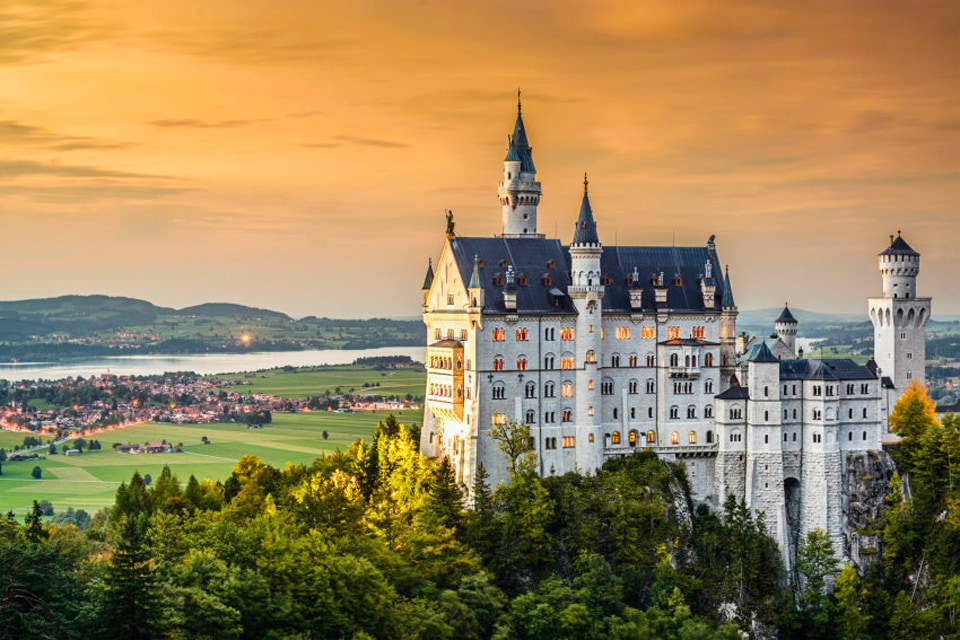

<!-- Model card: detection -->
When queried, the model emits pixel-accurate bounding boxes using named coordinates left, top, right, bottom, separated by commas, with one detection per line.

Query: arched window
left=670, top=405, right=679, bottom=419
left=671, top=431, right=679, bottom=445
left=629, top=379, right=638, bottom=394
left=670, top=353, right=679, bottom=367
left=646, top=354, right=655, bottom=367
left=704, top=353, right=714, bottom=367
left=706, top=430, right=713, bottom=443
left=493, top=356, right=504, bottom=371
left=492, top=383, right=506, bottom=400
left=647, top=430, right=656, bottom=443
left=525, top=381, right=536, bottom=398
left=688, top=431, right=697, bottom=444
left=687, top=405, right=696, bottom=419
left=544, top=382, right=555, bottom=397
left=629, top=430, right=638, bottom=446
left=525, top=409, right=536, bottom=424
left=704, top=405, right=713, bottom=418
left=517, top=356, right=527, bottom=371
left=612, top=431, right=621, bottom=444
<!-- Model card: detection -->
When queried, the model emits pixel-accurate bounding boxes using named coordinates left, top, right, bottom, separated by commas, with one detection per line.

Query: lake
left=0, top=346, right=425, bottom=382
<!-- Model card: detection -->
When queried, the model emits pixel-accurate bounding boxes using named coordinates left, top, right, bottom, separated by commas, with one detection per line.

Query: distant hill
left=738, top=307, right=867, bottom=329
left=174, top=302, right=291, bottom=321
left=0, top=295, right=423, bottom=358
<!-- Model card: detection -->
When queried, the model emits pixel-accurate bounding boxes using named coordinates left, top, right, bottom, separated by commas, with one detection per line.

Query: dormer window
left=602, top=275, right=612, bottom=286
left=518, top=274, right=528, bottom=287
left=543, top=274, right=552, bottom=286
left=500, top=259, right=509, bottom=268
left=674, top=275, right=683, bottom=287
left=493, top=274, right=504, bottom=287
left=547, top=260, right=556, bottom=269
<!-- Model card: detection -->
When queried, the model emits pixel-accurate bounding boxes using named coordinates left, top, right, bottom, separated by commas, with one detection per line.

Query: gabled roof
left=748, top=340, right=779, bottom=363
left=572, top=176, right=600, bottom=245
left=659, top=338, right=719, bottom=347
left=716, top=377, right=749, bottom=400
left=447, top=236, right=576, bottom=314
left=778, top=358, right=875, bottom=381
left=597, top=243, right=728, bottom=313
left=880, top=232, right=919, bottom=257
left=776, top=304, right=797, bottom=324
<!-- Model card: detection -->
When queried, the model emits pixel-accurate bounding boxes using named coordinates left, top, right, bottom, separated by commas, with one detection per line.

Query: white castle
left=419, top=98, right=929, bottom=565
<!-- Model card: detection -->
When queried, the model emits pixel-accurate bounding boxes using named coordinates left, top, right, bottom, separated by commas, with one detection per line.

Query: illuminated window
left=493, top=357, right=504, bottom=371
left=588, top=433, right=594, bottom=443
left=641, top=326, right=656, bottom=339
left=647, top=430, right=656, bottom=443
left=671, top=431, right=679, bottom=445
left=561, top=382, right=574, bottom=398
left=460, top=329, right=468, bottom=341
left=688, top=431, right=697, bottom=444
left=667, top=326, right=681, bottom=339
left=517, top=356, right=527, bottom=371
left=516, top=327, right=528, bottom=341
left=586, top=350, right=596, bottom=363
left=628, top=354, right=638, bottom=367
left=562, top=409, right=572, bottom=422
left=616, top=326, right=630, bottom=340
left=562, top=436, right=576, bottom=448
left=588, top=379, right=594, bottom=390
left=588, top=406, right=594, bottom=416
left=492, top=412, right=507, bottom=426
left=612, top=431, right=621, bottom=444
left=629, top=430, right=638, bottom=446
left=560, top=327, right=575, bottom=341
left=691, top=326, right=705, bottom=339
left=492, top=328, right=505, bottom=342
left=434, top=328, right=442, bottom=340
left=560, top=357, right=575, bottom=370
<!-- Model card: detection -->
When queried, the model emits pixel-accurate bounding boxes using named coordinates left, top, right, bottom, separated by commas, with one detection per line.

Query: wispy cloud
left=147, top=118, right=269, bottom=129
left=0, top=158, right=160, bottom=179
left=302, top=135, right=407, bottom=149
left=0, top=119, right=133, bottom=150
left=0, top=0, right=113, bottom=64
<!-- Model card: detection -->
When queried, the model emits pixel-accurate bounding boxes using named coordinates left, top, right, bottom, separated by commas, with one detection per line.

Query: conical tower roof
left=880, top=231, right=919, bottom=256
left=511, top=92, right=536, bottom=173
left=749, top=340, right=779, bottom=363
left=468, top=255, right=482, bottom=289
left=776, top=304, right=797, bottom=324
left=721, top=265, right=736, bottom=308
left=422, top=258, right=434, bottom=290
left=571, top=173, right=600, bottom=245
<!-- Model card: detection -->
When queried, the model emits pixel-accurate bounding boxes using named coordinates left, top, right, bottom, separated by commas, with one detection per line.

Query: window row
left=434, top=328, right=469, bottom=341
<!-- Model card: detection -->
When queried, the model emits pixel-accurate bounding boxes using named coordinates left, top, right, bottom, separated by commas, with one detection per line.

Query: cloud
left=0, top=0, right=113, bottom=64
left=0, top=181, right=187, bottom=203
left=302, top=135, right=407, bottom=149
left=147, top=118, right=269, bottom=129
left=0, top=118, right=134, bottom=150
left=0, top=158, right=160, bottom=179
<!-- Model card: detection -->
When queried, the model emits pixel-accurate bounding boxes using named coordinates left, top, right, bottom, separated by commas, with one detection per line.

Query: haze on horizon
left=1, top=0, right=957, bottom=319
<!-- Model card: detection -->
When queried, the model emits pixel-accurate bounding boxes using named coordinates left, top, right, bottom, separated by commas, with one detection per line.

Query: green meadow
left=220, top=364, right=426, bottom=399
left=0, top=408, right=423, bottom=517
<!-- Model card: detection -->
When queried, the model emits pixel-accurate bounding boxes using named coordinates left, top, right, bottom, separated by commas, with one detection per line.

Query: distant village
left=0, top=371, right=418, bottom=445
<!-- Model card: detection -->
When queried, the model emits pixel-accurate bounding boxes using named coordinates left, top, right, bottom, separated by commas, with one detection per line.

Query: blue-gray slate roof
left=721, top=266, right=735, bottom=308
left=448, top=237, right=576, bottom=314
left=778, top=358, right=876, bottom=381
left=748, top=340, right=779, bottom=363
left=446, top=236, right=729, bottom=315
left=776, top=304, right=797, bottom=324
left=880, top=233, right=919, bottom=256
left=571, top=189, right=600, bottom=245
left=511, top=108, right=536, bottom=173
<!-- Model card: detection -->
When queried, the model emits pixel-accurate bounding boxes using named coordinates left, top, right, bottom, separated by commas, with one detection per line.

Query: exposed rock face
left=844, top=450, right=899, bottom=569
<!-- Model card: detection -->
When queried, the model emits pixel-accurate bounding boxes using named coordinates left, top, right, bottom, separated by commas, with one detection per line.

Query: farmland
left=0, top=404, right=423, bottom=517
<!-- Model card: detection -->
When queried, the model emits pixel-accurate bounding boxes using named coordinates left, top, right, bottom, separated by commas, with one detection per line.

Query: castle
left=419, top=98, right=929, bottom=565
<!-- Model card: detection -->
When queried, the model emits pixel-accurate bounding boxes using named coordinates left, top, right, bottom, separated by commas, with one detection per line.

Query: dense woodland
left=1, top=384, right=958, bottom=639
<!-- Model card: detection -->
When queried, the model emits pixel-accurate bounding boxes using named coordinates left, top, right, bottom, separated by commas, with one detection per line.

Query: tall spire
left=499, top=92, right=542, bottom=237
left=721, top=265, right=736, bottom=308
left=422, top=258, right=434, bottom=290
left=511, top=89, right=535, bottom=173
left=468, top=255, right=481, bottom=289
left=572, top=173, right=600, bottom=245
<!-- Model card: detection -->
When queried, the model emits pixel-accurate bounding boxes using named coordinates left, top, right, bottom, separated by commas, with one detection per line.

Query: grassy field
left=0, top=408, right=423, bottom=518
left=220, top=364, right=426, bottom=400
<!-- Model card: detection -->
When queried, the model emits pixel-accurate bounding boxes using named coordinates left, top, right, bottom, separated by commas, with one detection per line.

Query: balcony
left=668, top=366, right=700, bottom=379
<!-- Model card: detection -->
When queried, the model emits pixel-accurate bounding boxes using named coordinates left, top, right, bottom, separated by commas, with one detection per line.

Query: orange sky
left=1, top=0, right=958, bottom=318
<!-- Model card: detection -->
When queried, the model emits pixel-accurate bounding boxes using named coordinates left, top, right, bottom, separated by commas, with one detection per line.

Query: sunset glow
left=1, top=1, right=957, bottom=317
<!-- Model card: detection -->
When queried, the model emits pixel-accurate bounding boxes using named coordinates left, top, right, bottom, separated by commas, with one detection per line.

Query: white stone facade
left=419, top=101, right=927, bottom=564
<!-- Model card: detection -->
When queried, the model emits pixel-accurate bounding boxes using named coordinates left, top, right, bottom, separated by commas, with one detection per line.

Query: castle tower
left=498, top=93, right=543, bottom=237
left=867, top=232, right=931, bottom=402
left=719, top=266, right=739, bottom=389
left=775, top=304, right=798, bottom=357
left=568, top=174, right=604, bottom=472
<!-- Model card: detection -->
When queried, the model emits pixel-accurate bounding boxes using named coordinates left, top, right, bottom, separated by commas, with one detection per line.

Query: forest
left=0, top=384, right=958, bottom=639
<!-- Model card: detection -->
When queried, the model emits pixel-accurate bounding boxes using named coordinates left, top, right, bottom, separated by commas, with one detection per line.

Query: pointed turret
left=572, top=174, right=600, bottom=246
left=721, top=265, right=736, bottom=309
left=422, top=258, right=435, bottom=290
left=468, top=254, right=484, bottom=310
left=775, top=303, right=798, bottom=356
left=421, top=258, right=434, bottom=309
left=498, top=91, right=543, bottom=237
